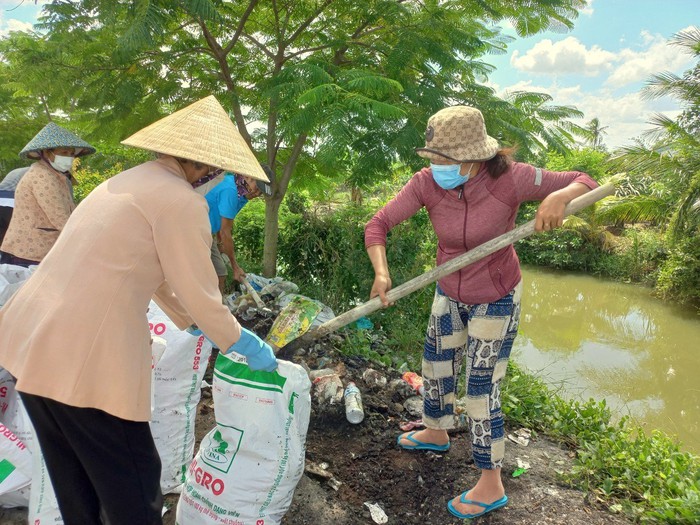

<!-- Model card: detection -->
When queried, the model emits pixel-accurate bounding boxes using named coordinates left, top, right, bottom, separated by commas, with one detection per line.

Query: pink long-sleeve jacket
left=365, top=162, right=598, bottom=304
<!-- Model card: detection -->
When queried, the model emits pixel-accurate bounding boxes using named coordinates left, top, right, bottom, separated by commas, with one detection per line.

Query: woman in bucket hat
left=0, top=122, right=95, bottom=266
left=365, top=106, right=598, bottom=519
left=0, top=96, right=276, bottom=525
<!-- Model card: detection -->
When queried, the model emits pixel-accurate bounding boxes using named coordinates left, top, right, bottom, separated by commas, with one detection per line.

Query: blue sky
left=489, top=0, right=697, bottom=148
left=1, top=0, right=697, bottom=150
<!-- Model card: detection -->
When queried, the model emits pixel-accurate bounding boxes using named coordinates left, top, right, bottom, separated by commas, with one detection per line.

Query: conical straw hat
left=121, top=95, right=268, bottom=182
left=20, top=122, right=96, bottom=159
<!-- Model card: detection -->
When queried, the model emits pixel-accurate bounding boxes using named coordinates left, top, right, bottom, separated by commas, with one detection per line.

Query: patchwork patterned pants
left=422, top=282, right=522, bottom=470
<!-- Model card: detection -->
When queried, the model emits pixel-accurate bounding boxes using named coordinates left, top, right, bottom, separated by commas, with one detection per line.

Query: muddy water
left=513, top=266, right=700, bottom=454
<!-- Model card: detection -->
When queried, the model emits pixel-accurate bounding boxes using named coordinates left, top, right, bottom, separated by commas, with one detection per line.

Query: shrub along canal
left=514, top=266, right=700, bottom=454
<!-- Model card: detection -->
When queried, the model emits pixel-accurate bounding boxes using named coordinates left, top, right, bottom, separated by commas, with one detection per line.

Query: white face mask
left=49, top=154, right=74, bottom=173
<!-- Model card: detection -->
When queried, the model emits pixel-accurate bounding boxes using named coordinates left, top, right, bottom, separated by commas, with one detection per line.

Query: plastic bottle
left=402, top=371, right=425, bottom=396
left=344, top=382, right=365, bottom=424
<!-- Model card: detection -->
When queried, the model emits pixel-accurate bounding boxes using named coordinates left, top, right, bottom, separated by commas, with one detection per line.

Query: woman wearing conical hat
left=0, top=96, right=277, bottom=524
left=0, top=122, right=95, bottom=267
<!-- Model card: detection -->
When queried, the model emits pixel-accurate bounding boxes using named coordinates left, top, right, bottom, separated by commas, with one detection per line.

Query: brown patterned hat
left=416, top=106, right=499, bottom=163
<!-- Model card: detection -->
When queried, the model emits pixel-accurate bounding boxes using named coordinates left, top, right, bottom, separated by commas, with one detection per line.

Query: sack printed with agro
left=0, top=423, right=31, bottom=508
left=0, top=371, right=33, bottom=510
left=176, top=354, right=311, bottom=525
left=0, top=389, right=62, bottom=521
left=148, top=301, right=213, bottom=494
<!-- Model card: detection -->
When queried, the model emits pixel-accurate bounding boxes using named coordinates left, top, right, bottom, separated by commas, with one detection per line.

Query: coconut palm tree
left=584, top=117, right=609, bottom=151
left=606, top=28, right=700, bottom=239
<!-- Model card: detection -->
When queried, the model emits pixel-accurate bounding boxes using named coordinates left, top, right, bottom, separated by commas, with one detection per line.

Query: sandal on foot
left=396, top=431, right=450, bottom=452
left=447, top=492, right=508, bottom=519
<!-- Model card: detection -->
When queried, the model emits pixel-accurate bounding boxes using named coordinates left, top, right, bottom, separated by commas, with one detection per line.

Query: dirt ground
left=0, top=321, right=635, bottom=525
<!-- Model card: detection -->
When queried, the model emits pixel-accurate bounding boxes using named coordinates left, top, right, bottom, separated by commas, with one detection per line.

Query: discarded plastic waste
left=308, top=368, right=336, bottom=381
left=363, top=502, right=388, bottom=524
left=507, top=427, right=532, bottom=447
left=403, top=396, right=423, bottom=418
left=261, top=279, right=299, bottom=298
left=313, top=374, right=344, bottom=404
left=398, top=419, right=424, bottom=432
left=267, top=295, right=323, bottom=349
left=344, top=382, right=365, bottom=424
left=354, top=316, right=374, bottom=330
left=512, top=467, right=527, bottom=478
left=516, top=457, right=531, bottom=470
left=328, top=477, right=343, bottom=491
left=401, top=371, right=425, bottom=396
left=304, top=461, right=333, bottom=480
left=362, top=368, right=387, bottom=389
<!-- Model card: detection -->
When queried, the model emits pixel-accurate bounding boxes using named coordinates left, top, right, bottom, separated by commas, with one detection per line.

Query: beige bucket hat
left=415, top=106, right=500, bottom=163
left=121, top=95, right=268, bottom=182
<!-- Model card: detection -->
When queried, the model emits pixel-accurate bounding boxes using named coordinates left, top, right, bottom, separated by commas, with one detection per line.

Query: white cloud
left=511, top=29, right=696, bottom=90
left=494, top=80, right=680, bottom=150
left=606, top=31, right=695, bottom=87
left=0, top=17, right=32, bottom=37
left=511, top=37, right=617, bottom=76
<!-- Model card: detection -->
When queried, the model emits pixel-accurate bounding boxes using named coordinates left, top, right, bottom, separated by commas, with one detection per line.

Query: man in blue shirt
left=194, top=167, right=273, bottom=293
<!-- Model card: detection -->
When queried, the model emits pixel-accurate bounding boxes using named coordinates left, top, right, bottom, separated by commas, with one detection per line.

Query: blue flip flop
left=447, top=492, right=508, bottom=519
left=397, top=431, right=450, bottom=452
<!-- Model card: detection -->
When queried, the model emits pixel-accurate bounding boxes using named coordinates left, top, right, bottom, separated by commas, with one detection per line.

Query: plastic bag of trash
left=260, top=279, right=299, bottom=298
left=176, top=353, right=311, bottom=524
left=270, top=294, right=335, bottom=347
left=267, top=295, right=323, bottom=349
left=244, top=273, right=274, bottom=292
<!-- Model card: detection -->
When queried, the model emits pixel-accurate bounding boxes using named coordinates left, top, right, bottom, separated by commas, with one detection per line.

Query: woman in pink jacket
left=365, top=106, right=598, bottom=520
left=0, top=96, right=275, bottom=525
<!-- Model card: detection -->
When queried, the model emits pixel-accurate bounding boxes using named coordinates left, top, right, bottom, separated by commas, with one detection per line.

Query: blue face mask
left=430, top=163, right=472, bottom=190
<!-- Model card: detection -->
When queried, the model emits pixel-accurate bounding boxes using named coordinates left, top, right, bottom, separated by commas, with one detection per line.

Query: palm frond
left=596, top=195, right=670, bottom=225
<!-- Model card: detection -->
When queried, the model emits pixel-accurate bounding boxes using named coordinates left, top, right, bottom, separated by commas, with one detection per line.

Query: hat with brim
left=121, top=95, right=268, bottom=183
left=19, top=122, right=96, bottom=160
left=415, top=106, right=499, bottom=163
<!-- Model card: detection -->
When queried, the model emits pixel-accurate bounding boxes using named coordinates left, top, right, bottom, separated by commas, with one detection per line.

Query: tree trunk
left=351, top=186, right=362, bottom=204
left=263, top=196, right=282, bottom=277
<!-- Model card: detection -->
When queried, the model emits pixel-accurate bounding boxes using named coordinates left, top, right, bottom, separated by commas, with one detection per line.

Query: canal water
left=513, top=266, right=700, bottom=454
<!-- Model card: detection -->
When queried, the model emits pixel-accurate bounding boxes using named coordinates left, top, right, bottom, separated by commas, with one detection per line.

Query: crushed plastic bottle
left=344, top=382, right=365, bottom=424
left=401, top=371, right=425, bottom=396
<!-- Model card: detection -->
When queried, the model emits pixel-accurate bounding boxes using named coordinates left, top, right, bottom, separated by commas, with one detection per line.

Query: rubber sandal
left=447, top=491, right=508, bottom=519
left=396, top=431, right=450, bottom=452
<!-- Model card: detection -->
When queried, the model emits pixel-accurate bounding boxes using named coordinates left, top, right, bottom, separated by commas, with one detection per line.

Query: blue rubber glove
left=227, top=328, right=278, bottom=372
left=185, top=325, right=217, bottom=347
left=185, top=325, right=203, bottom=336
